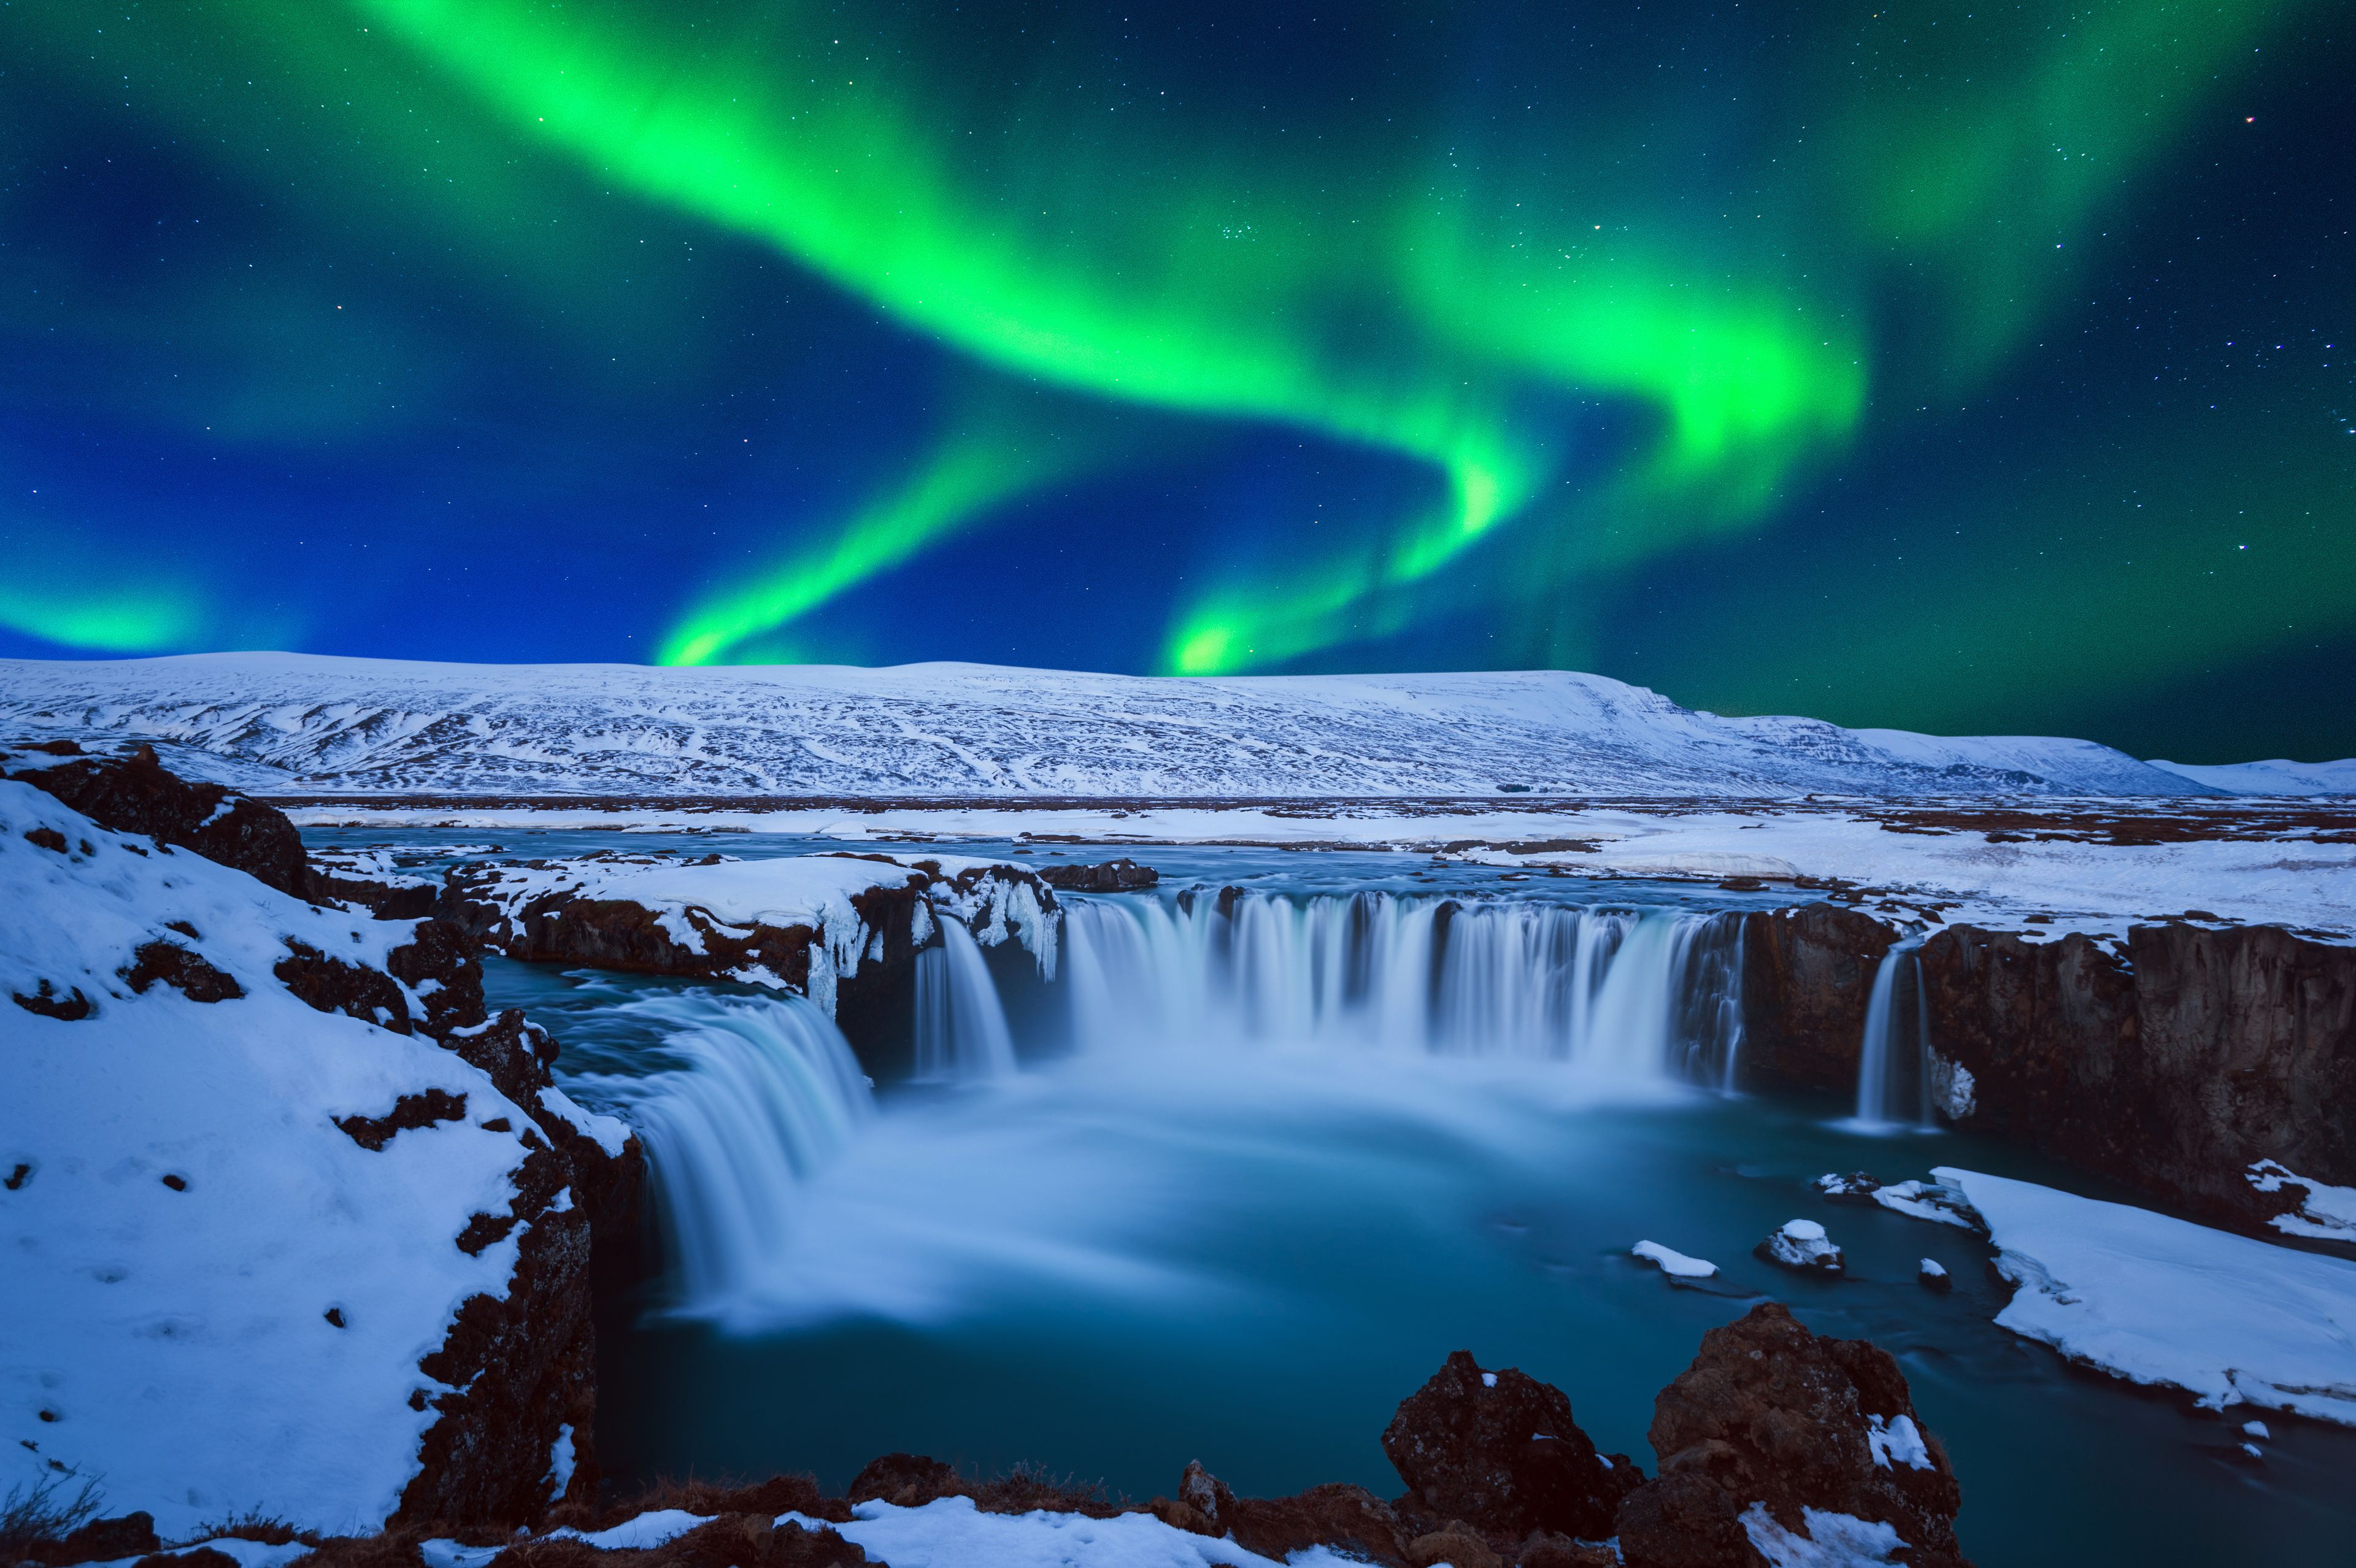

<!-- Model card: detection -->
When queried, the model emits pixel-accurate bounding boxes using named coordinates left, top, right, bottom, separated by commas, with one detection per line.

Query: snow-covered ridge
left=0, top=782, right=551, bottom=1534
left=0, top=652, right=2220, bottom=798
left=2147, top=757, right=2356, bottom=797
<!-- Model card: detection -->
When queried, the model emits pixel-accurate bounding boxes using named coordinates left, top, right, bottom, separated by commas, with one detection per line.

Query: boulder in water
left=1380, top=1350, right=1641, bottom=1542
left=1919, top=1258, right=1953, bottom=1292
left=1755, top=1218, right=1844, bottom=1273
left=1614, top=1301, right=1969, bottom=1568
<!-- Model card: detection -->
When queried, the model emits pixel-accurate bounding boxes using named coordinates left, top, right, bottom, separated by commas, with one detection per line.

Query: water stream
left=1852, top=941, right=1933, bottom=1131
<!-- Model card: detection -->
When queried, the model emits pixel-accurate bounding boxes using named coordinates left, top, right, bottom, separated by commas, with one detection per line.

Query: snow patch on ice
left=2246, top=1159, right=2356, bottom=1242
left=1936, top=1166, right=2356, bottom=1425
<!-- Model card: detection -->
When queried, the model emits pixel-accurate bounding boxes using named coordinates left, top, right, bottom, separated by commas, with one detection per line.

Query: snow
left=1633, top=1239, right=1720, bottom=1278
left=546, top=1423, right=576, bottom=1503
left=1739, top=1503, right=1909, bottom=1567
left=271, top=794, right=2356, bottom=944
left=1759, top=1219, right=1844, bottom=1272
left=2147, top=758, right=2356, bottom=796
left=2243, top=1420, right=2271, bottom=1440
left=782, top=1497, right=1361, bottom=1568
left=1871, top=1180, right=1979, bottom=1229
left=0, top=780, right=549, bottom=1535
left=1933, top=1167, right=2356, bottom=1426
left=1919, top=1259, right=1948, bottom=1281
left=452, top=849, right=1054, bottom=1004
left=0, top=652, right=2217, bottom=799
left=549, top=1510, right=712, bottom=1550
left=1864, top=1414, right=1932, bottom=1471
left=1481, top=1372, right=1499, bottom=1388
left=2245, top=1159, right=2356, bottom=1241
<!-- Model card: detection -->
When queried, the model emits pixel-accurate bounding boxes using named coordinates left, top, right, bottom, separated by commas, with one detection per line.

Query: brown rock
left=1177, top=1459, right=1232, bottom=1529
left=1515, top=1531, right=1620, bottom=1568
left=1380, top=1351, right=1639, bottom=1542
left=847, top=1453, right=971, bottom=1509
left=1407, top=1528, right=1501, bottom=1568
left=1736, top=904, right=1901, bottom=1093
left=123, top=940, right=244, bottom=1002
left=45, top=1512, right=160, bottom=1564
left=1035, top=858, right=1158, bottom=891
left=1614, top=1302, right=1969, bottom=1568
left=1225, top=1483, right=1411, bottom=1567
left=5, top=744, right=307, bottom=896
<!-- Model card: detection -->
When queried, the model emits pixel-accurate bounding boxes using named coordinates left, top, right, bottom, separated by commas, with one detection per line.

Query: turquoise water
left=314, top=828, right=2356, bottom=1566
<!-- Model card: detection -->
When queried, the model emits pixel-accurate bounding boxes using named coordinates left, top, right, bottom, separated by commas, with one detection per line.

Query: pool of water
left=315, top=827, right=2356, bottom=1565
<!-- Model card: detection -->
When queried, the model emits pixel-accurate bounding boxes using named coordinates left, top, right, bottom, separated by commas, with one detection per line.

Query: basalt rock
left=1614, top=1302, right=1968, bottom=1568
left=1735, top=904, right=1900, bottom=1093
left=122, top=940, right=245, bottom=1002
left=1381, top=1350, right=1641, bottom=1544
left=1917, top=921, right=2356, bottom=1232
left=1035, top=858, right=1158, bottom=891
left=306, top=865, right=442, bottom=921
left=4, top=744, right=306, bottom=896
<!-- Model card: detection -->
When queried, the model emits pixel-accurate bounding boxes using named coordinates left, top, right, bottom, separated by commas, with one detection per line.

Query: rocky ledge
left=1740, top=902, right=2356, bottom=1236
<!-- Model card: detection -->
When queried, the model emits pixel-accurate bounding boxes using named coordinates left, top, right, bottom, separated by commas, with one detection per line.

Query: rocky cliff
left=1739, top=902, right=2356, bottom=1234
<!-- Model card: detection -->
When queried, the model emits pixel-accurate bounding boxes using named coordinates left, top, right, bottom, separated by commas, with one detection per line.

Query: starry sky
left=2, top=1, right=2349, bottom=761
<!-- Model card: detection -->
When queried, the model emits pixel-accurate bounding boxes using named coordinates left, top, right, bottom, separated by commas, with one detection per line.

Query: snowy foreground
left=0, top=778, right=623, bottom=1535
left=0, top=651, right=2256, bottom=798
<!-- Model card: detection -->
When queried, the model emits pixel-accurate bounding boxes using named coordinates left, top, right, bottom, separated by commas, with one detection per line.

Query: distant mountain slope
left=0, top=653, right=2216, bottom=798
left=2146, top=758, right=2356, bottom=797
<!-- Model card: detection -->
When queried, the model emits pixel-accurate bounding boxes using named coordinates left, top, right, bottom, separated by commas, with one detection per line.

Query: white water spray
left=914, top=918, right=1020, bottom=1080
left=562, top=990, right=872, bottom=1313
left=1060, top=890, right=1745, bottom=1082
left=1853, top=940, right=1933, bottom=1129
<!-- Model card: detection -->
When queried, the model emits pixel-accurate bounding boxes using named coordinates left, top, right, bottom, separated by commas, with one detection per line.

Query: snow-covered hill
left=2146, top=757, right=2356, bottom=797
left=0, top=653, right=2219, bottom=799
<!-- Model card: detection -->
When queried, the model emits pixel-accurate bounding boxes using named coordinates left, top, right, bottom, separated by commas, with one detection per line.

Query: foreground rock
left=1382, top=1350, right=1641, bottom=1543
left=2, top=767, right=638, bottom=1535
left=1615, top=1302, right=1969, bottom=1568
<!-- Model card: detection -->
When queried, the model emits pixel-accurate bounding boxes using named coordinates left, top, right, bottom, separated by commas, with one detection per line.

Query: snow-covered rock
left=2245, top=1159, right=2356, bottom=1242
left=1633, top=1240, right=1720, bottom=1279
left=1934, top=1166, right=2356, bottom=1426
left=1917, top=1259, right=1951, bottom=1293
left=0, top=653, right=2217, bottom=799
left=1755, top=1218, right=1844, bottom=1274
left=0, top=780, right=611, bottom=1534
left=441, top=849, right=1056, bottom=1013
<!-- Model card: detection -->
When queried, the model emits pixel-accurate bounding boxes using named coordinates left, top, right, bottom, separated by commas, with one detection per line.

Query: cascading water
left=1060, top=890, right=1746, bottom=1083
left=560, top=990, right=872, bottom=1313
left=1852, top=940, right=1933, bottom=1129
left=913, top=918, right=1018, bottom=1080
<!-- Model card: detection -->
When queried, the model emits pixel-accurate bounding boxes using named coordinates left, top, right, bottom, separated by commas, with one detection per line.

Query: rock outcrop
left=1736, top=904, right=1900, bottom=1093
left=1034, top=857, right=1158, bottom=891
left=1381, top=1350, right=1642, bottom=1545
left=1918, top=921, right=2356, bottom=1232
left=1614, top=1302, right=1969, bottom=1568
left=1738, top=901, right=2356, bottom=1236
left=4, top=741, right=307, bottom=896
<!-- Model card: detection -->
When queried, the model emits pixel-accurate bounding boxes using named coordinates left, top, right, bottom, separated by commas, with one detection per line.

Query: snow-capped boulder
left=1614, top=1302, right=1968, bottom=1568
left=1, top=777, right=634, bottom=1535
left=1755, top=1219, right=1844, bottom=1274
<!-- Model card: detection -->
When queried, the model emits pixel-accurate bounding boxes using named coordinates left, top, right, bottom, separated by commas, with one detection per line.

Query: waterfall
left=913, top=918, right=1019, bottom=1080
left=560, top=990, right=872, bottom=1312
left=1852, top=940, right=1932, bottom=1129
left=1059, top=890, right=1746, bottom=1083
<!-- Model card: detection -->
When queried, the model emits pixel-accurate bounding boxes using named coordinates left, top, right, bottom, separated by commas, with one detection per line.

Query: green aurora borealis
left=2, top=1, right=2350, bottom=757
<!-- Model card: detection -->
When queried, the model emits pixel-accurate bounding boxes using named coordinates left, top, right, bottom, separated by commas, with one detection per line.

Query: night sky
left=3, top=1, right=2350, bottom=761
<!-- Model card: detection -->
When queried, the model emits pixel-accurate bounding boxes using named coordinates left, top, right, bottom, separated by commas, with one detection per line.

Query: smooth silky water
left=309, top=829, right=2356, bottom=1564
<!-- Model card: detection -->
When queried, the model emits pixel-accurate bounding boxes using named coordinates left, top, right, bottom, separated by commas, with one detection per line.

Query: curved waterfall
left=562, top=990, right=872, bottom=1310
left=913, top=918, right=1018, bottom=1080
left=1061, top=890, right=1746, bottom=1083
